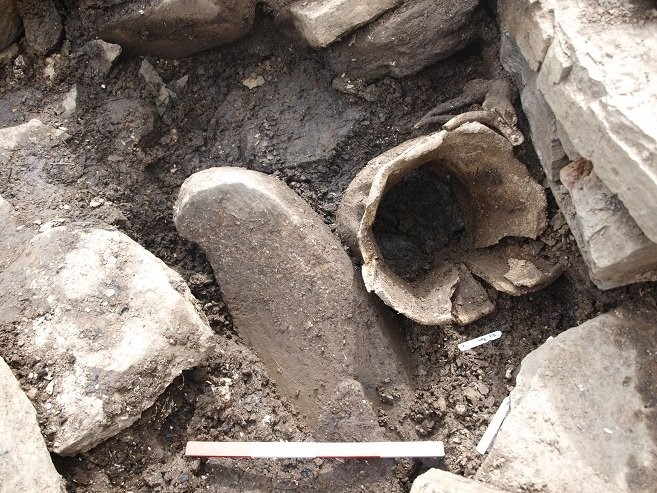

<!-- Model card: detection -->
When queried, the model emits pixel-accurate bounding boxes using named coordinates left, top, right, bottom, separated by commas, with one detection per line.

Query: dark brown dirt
left=2, top=5, right=657, bottom=493
left=373, top=168, right=469, bottom=283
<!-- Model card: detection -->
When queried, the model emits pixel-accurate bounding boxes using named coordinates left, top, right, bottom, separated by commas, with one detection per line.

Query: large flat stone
left=0, top=357, right=66, bottom=493
left=477, top=307, right=657, bottom=492
left=557, top=159, right=657, bottom=288
left=329, top=0, right=482, bottom=79
left=498, top=0, right=657, bottom=243
left=0, top=118, right=67, bottom=156
left=500, top=33, right=568, bottom=181
left=0, top=226, right=215, bottom=455
left=89, top=0, right=257, bottom=58
left=285, top=0, right=400, bottom=48
left=174, top=167, right=412, bottom=427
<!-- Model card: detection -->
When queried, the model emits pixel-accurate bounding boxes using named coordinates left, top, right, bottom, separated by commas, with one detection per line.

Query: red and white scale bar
left=186, top=441, right=445, bottom=459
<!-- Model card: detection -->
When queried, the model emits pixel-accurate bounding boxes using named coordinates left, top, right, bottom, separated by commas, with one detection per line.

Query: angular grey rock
left=477, top=307, right=657, bottom=493
left=0, top=226, right=215, bottom=455
left=17, top=0, right=62, bottom=54
left=174, top=167, right=412, bottom=427
left=102, top=98, right=157, bottom=147
left=82, top=39, right=122, bottom=77
left=452, top=267, right=495, bottom=326
left=411, top=468, right=507, bottom=493
left=0, top=357, right=66, bottom=493
left=498, top=0, right=657, bottom=244
left=329, top=0, right=483, bottom=79
left=92, top=0, right=257, bottom=58
left=285, top=0, right=401, bottom=48
left=500, top=33, right=567, bottom=181
left=139, top=60, right=190, bottom=116
left=0, top=0, right=20, bottom=51
left=557, top=159, right=657, bottom=289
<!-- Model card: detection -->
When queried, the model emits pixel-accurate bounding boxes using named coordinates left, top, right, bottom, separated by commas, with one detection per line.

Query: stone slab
left=286, top=0, right=400, bottom=48
left=412, top=468, right=508, bottom=493
left=557, top=159, right=657, bottom=289
left=477, top=307, right=657, bottom=492
left=0, top=225, right=215, bottom=455
left=329, top=0, right=482, bottom=79
left=0, top=357, right=66, bottom=493
left=499, top=0, right=657, bottom=243
left=92, top=0, right=257, bottom=58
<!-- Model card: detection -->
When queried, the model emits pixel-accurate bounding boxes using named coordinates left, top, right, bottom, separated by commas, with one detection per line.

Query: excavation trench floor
left=1, top=10, right=657, bottom=493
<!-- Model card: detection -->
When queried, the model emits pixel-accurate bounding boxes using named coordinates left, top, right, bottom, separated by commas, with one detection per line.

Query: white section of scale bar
left=186, top=441, right=445, bottom=459
left=458, top=330, right=502, bottom=351
left=476, top=396, right=510, bottom=455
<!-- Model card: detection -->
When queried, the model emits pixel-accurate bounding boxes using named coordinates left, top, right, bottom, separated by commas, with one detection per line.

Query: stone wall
left=497, top=0, right=657, bottom=288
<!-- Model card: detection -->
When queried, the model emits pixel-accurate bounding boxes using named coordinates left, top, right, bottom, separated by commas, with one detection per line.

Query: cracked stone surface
left=497, top=0, right=657, bottom=244
left=556, top=159, right=657, bottom=289
left=329, top=0, right=483, bottom=79
left=0, top=225, right=215, bottom=455
left=477, top=306, right=657, bottom=493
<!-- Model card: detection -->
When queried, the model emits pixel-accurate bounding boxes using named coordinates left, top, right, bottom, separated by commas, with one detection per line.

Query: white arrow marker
left=186, top=441, right=445, bottom=459
left=458, top=330, right=502, bottom=352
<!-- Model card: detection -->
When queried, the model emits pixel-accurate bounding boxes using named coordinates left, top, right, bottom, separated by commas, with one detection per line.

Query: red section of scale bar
left=186, top=441, right=445, bottom=459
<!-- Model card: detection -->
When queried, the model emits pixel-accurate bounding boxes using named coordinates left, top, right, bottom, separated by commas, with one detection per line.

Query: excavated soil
left=373, top=168, right=470, bottom=283
left=2, top=7, right=657, bottom=493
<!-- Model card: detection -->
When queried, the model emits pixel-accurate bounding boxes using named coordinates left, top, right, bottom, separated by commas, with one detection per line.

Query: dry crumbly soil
left=587, top=0, right=657, bottom=25
left=2, top=7, right=657, bottom=493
